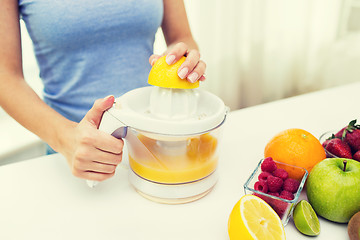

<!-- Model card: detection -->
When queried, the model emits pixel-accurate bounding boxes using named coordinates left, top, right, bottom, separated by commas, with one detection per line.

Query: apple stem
left=343, top=160, right=347, bottom=172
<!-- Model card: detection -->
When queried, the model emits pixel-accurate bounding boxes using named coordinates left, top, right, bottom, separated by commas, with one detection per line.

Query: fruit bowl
left=319, top=120, right=360, bottom=161
left=319, top=131, right=340, bottom=158
left=244, top=158, right=308, bottom=226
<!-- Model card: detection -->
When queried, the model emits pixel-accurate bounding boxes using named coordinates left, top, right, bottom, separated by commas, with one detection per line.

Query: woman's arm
left=0, top=0, right=67, bottom=150
left=161, top=0, right=198, bottom=51
left=149, top=0, right=206, bottom=82
left=0, top=0, right=123, bottom=181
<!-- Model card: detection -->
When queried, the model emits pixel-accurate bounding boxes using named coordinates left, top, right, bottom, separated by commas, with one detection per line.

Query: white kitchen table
left=1, top=82, right=359, bottom=240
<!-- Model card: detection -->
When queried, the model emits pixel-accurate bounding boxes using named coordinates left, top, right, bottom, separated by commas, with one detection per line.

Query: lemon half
left=228, top=195, right=286, bottom=240
left=148, top=56, right=199, bottom=89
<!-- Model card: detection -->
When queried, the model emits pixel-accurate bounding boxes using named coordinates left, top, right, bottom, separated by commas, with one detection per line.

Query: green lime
left=293, top=200, right=321, bottom=236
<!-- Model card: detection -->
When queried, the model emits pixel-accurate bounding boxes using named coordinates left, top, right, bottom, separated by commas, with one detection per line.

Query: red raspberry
left=267, top=175, right=283, bottom=193
left=252, top=193, right=264, bottom=199
left=252, top=193, right=270, bottom=203
left=258, top=172, right=272, bottom=181
left=261, top=157, right=277, bottom=173
left=266, top=192, right=280, bottom=206
left=268, top=192, right=280, bottom=197
left=254, top=180, right=268, bottom=193
left=283, top=178, right=300, bottom=193
left=280, top=190, right=294, bottom=200
left=273, top=168, right=288, bottom=180
left=271, top=199, right=288, bottom=218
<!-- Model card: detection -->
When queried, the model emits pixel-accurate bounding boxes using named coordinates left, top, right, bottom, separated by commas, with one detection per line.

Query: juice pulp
left=129, top=133, right=218, bottom=184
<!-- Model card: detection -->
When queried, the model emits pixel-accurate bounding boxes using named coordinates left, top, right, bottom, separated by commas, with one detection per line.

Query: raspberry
left=271, top=199, right=288, bottom=218
left=252, top=193, right=269, bottom=203
left=267, top=175, right=283, bottom=193
left=254, top=180, right=268, bottom=193
left=283, top=178, right=300, bottom=193
left=280, top=190, right=294, bottom=200
left=268, top=192, right=280, bottom=197
left=261, top=157, right=277, bottom=173
left=273, top=168, right=288, bottom=180
left=258, top=172, right=272, bottom=181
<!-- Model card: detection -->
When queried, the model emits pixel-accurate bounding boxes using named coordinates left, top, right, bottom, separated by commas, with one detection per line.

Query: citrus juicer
left=87, top=56, right=228, bottom=204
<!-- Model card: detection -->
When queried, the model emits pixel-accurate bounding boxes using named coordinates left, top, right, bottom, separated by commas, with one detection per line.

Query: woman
left=0, top=0, right=206, bottom=182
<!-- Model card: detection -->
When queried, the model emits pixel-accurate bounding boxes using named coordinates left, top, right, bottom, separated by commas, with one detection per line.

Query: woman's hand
left=61, top=95, right=124, bottom=182
left=149, top=42, right=206, bottom=83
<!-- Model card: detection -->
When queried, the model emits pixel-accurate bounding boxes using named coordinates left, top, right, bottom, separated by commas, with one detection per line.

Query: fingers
left=84, top=95, right=115, bottom=127
left=70, top=125, right=124, bottom=181
left=67, top=100, right=125, bottom=181
left=73, top=147, right=122, bottom=172
left=181, top=57, right=206, bottom=83
left=76, top=132, right=124, bottom=164
left=149, top=54, right=161, bottom=66
left=162, top=42, right=206, bottom=83
left=165, top=42, right=188, bottom=64
left=71, top=142, right=123, bottom=181
left=79, top=129, right=124, bottom=154
left=177, top=50, right=206, bottom=83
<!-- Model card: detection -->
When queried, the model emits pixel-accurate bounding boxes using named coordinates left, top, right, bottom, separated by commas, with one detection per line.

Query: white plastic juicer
left=88, top=80, right=228, bottom=204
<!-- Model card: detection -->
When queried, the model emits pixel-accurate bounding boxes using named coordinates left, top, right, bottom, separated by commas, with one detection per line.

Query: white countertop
left=1, top=82, right=359, bottom=240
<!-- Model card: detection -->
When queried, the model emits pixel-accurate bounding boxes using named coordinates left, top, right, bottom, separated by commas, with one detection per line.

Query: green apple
left=306, top=158, right=360, bottom=223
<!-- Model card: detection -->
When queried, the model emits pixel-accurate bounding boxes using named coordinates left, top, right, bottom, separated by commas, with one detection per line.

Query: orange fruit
left=148, top=56, right=199, bottom=89
left=264, top=128, right=326, bottom=179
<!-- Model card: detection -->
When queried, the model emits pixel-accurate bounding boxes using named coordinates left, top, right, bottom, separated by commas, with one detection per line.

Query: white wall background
left=180, top=0, right=360, bottom=110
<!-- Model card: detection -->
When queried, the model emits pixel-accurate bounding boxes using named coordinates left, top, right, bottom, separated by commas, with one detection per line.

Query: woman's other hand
left=149, top=42, right=206, bottom=83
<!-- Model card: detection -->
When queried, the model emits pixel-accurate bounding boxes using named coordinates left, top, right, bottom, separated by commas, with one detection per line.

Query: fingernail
left=166, top=55, right=176, bottom=65
left=199, top=74, right=206, bottom=81
left=151, top=58, right=156, bottom=66
left=187, top=72, right=199, bottom=83
left=105, top=95, right=114, bottom=102
left=178, top=67, right=188, bottom=79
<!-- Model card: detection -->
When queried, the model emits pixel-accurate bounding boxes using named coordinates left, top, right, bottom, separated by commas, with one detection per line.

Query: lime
left=293, top=200, right=320, bottom=236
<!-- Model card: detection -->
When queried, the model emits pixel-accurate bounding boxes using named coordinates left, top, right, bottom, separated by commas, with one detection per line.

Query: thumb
left=149, top=54, right=161, bottom=66
left=85, top=95, right=115, bottom=127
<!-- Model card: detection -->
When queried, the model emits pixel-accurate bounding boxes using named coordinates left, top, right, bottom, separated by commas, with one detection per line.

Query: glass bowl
left=319, top=130, right=340, bottom=158
left=243, top=159, right=308, bottom=226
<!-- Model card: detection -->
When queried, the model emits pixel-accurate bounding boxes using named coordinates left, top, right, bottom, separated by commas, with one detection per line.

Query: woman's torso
left=19, top=0, right=163, bottom=122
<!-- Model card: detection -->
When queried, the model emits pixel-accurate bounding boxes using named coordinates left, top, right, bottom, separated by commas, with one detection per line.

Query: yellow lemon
left=228, top=195, right=286, bottom=240
left=148, top=56, right=199, bottom=89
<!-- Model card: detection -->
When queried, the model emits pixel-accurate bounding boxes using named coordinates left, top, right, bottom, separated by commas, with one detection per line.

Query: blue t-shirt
left=19, top=0, right=163, bottom=122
